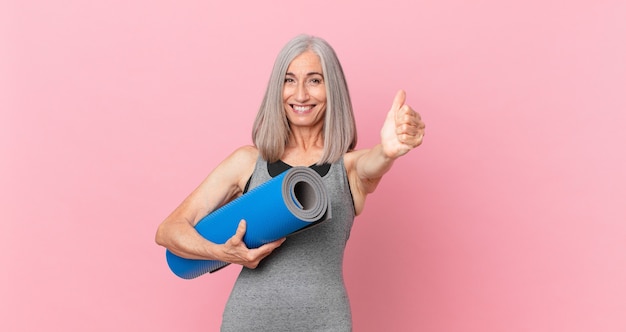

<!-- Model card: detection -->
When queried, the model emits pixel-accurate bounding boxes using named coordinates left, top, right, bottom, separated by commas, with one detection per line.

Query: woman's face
left=283, top=51, right=327, bottom=129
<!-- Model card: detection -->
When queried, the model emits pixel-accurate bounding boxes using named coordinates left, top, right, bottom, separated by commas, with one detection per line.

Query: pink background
left=2, top=0, right=625, bottom=331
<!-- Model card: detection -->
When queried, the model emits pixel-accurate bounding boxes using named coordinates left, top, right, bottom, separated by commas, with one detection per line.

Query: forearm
left=156, top=218, right=285, bottom=269
left=355, top=144, right=397, bottom=192
left=155, top=220, right=220, bottom=260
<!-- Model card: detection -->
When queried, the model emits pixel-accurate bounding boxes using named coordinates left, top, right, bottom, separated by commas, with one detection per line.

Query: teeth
left=293, top=105, right=312, bottom=112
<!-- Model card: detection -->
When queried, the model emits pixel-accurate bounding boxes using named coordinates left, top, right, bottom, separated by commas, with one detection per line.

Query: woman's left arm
left=346, top=90, right=425, bottom=214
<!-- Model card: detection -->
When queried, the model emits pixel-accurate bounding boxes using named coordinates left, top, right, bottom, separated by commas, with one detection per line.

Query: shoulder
left=226, top=145, right=259, bottom=166
left=200, top=145, right=258, bottom=195
left=220, top=145, right=259, bottom=182
left=169, top=146, right=260, bottom=225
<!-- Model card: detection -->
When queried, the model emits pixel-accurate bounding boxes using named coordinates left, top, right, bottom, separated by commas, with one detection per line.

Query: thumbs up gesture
left=380, top=90, right=425, bottom=159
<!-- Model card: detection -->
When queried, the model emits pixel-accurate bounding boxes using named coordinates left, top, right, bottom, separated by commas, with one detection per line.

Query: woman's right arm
left=154, top=145, right=285, bottom=269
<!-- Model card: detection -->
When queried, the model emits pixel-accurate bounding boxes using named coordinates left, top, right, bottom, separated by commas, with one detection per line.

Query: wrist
left=203, top=240, right=222, bottom=261
left=379, top=144, right=399, bottom=162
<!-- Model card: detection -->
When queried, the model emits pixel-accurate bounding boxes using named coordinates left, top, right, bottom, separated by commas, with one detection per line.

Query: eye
left=308, top=78, right=323, bottom=86
left=284, top=77, right=295, bottom=84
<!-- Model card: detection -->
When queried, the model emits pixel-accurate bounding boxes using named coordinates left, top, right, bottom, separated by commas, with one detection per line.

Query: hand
left=380, top=90, right=425, bottom=159
left=220, top=220, right=286, bottom=269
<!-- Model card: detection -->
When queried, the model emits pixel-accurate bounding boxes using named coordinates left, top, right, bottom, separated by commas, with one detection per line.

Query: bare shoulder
left=226, top=145, right=259, bottom=168
left=217, top=145, right=258, bottom=188
left=195, top=145, right=259, bottom=199
left=161, top=146, right=259, bottom=227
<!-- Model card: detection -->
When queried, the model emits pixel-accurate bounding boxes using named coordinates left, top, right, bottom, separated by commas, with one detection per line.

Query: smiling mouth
left=291, top=105, right=314, bottom=113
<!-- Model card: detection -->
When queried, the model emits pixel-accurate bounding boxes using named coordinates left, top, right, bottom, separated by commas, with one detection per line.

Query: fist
left=380, top=90, right=425, bottom=158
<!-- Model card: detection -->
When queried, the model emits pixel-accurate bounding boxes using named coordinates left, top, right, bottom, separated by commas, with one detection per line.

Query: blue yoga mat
left=165, top=166, right=332, bottom=279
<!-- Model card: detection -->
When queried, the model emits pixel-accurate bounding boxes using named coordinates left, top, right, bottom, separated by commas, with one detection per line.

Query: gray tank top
left=221, top=157, right=355, bottom=331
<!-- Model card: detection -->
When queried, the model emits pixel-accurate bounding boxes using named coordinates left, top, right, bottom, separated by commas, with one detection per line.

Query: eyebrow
left=285, top=72, right=324, bottom=77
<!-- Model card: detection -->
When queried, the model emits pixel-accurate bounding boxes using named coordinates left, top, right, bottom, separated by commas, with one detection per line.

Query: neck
left=288, top=125, right=324, bottom=151
left=283, top=126, right=324, bottom=165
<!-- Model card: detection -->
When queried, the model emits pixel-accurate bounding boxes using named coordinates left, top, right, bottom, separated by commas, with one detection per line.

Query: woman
left=155, top=34, right=425, bottom=331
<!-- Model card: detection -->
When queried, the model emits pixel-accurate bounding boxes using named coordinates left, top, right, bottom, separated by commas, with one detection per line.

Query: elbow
left=154, top=223, right=168, bottom=247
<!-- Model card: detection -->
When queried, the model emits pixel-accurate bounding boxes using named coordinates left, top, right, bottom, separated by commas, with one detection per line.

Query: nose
left=294, top=82, right=309, bottom=102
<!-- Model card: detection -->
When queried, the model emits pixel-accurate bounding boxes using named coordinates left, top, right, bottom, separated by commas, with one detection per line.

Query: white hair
left=252, top=34, right=357, bottom=164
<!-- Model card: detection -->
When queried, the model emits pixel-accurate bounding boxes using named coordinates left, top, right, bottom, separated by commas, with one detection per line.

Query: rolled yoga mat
left=166, top=166, right=332, bottom=279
